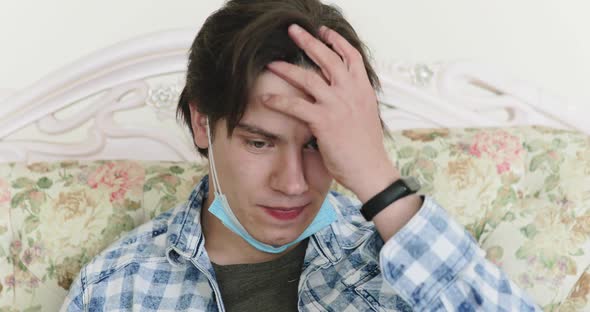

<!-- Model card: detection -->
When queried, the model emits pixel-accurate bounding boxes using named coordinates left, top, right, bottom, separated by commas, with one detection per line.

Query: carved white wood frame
left=0, top=29, right=587, bottom=163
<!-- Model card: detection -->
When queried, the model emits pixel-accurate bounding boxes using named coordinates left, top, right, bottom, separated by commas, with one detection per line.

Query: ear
left=188, top=102, right=209, bottom=149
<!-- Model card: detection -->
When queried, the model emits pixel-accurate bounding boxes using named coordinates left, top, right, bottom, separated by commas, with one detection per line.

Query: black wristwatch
left=360, top=177, right=421, bottom=221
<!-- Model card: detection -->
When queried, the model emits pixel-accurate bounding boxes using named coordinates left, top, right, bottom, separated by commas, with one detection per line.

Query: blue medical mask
left=205, top=118, right=337, bottom=254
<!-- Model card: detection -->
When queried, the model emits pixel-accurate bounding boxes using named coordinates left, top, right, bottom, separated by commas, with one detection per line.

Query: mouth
left=259, top=204, right=309, bottom=221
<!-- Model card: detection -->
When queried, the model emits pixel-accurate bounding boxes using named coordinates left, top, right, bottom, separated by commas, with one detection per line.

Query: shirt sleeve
left=379, top=196, right=542, bottom=311
left=60, top=270, right=86, bottom=312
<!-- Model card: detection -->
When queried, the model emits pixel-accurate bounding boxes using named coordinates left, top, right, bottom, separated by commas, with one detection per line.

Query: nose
left=270, top=148, right=309, bottom=196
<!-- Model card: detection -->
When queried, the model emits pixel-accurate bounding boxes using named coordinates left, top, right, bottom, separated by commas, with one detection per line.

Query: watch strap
left=360, top=178, right=419, bottom=221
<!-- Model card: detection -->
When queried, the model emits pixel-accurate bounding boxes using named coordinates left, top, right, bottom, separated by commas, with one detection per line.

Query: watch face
left=403, top=177, right=421, bottom=192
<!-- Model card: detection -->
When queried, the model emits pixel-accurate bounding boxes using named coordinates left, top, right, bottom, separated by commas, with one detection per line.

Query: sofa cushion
left=0, top=160, right=205, bottom=310
left=331, top=126, right=590, bottom=309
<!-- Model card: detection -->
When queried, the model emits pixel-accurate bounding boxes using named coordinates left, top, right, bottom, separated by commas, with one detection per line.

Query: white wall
left=1, top=0, right=589, bottom=103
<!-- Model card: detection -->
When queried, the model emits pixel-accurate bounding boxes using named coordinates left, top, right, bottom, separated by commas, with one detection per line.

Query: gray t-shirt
left=212, top=239, right=309, bottom=312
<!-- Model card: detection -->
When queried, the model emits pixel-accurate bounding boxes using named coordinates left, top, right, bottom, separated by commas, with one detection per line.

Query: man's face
left=208, top=70, right=333, bottom=246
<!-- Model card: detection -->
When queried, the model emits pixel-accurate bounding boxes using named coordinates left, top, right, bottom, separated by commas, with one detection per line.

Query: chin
left=259, top=228, right=305, bottom=246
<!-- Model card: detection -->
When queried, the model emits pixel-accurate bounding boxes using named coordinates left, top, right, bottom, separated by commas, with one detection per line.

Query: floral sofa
left=1, top=126, right=590, bottom=311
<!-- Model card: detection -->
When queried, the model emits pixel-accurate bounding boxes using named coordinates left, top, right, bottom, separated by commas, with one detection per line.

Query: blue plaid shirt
left=61, top=175, right=540, bottom=311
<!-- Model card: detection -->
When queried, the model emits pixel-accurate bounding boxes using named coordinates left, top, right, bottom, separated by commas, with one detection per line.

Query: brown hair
left=177, top=0, right=381, bottom=158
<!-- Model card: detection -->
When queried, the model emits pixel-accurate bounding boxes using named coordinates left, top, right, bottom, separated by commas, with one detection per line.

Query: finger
left=319, top=26, right=366, bottom=77
left=288, top=24, right=348, bottom=84
left=266, top=61, right=334, bottom=103
left=261, top=94, right=323, bottom=126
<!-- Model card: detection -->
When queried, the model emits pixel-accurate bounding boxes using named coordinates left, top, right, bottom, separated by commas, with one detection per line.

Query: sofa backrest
left=1, top=126, right=590, bottom=310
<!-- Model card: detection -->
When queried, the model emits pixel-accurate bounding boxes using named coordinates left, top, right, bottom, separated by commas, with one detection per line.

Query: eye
left=304, top=137, right=319, bottom=151
left=246, top=140, right=272, bottom=149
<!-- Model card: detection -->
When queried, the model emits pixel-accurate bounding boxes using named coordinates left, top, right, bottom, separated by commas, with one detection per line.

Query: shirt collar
left=165, top=175, right=208, bottom=265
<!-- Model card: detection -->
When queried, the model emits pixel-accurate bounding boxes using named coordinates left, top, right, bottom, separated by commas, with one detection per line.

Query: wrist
left=372, top=194, right=423, bottom=240
left=352, top=162, right=400, bottom=204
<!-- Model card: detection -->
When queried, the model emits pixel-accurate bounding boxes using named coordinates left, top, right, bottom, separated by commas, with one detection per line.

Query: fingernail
left=266, top=61, right=279, bottom=69
left=290, top=24, right=303, bottom=34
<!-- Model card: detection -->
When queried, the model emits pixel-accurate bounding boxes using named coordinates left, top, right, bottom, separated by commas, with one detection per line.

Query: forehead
left=240, top=70, right=313, bottom=121
left=233, top=70, right=316, bottom=140
left=250, top=70, right=313, bottom=103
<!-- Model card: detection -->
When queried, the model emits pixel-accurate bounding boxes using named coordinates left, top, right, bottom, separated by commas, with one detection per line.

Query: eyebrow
left=235, top=123, right=284, bottom=142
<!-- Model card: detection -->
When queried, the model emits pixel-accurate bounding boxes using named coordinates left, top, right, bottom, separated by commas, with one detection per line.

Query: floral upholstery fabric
left=1, top=126, right=589, bottom=311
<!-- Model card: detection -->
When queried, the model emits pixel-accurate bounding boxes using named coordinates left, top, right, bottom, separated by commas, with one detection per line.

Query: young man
left=62, top=0, right=540, bottom=311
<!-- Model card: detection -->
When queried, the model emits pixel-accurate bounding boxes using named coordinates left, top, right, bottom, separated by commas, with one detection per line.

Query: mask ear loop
left=206, top=117, right=223, bottom=195
left=205, top=119, right=251, bottom=235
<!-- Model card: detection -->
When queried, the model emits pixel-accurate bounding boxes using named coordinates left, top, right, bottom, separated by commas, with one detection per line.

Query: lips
left=260, top=204, right=308, bottom=221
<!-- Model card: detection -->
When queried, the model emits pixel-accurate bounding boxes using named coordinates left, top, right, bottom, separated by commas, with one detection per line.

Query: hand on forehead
left=251, top=70, right=317, bottom=105
left=260, top=24, right=388, bottom=197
